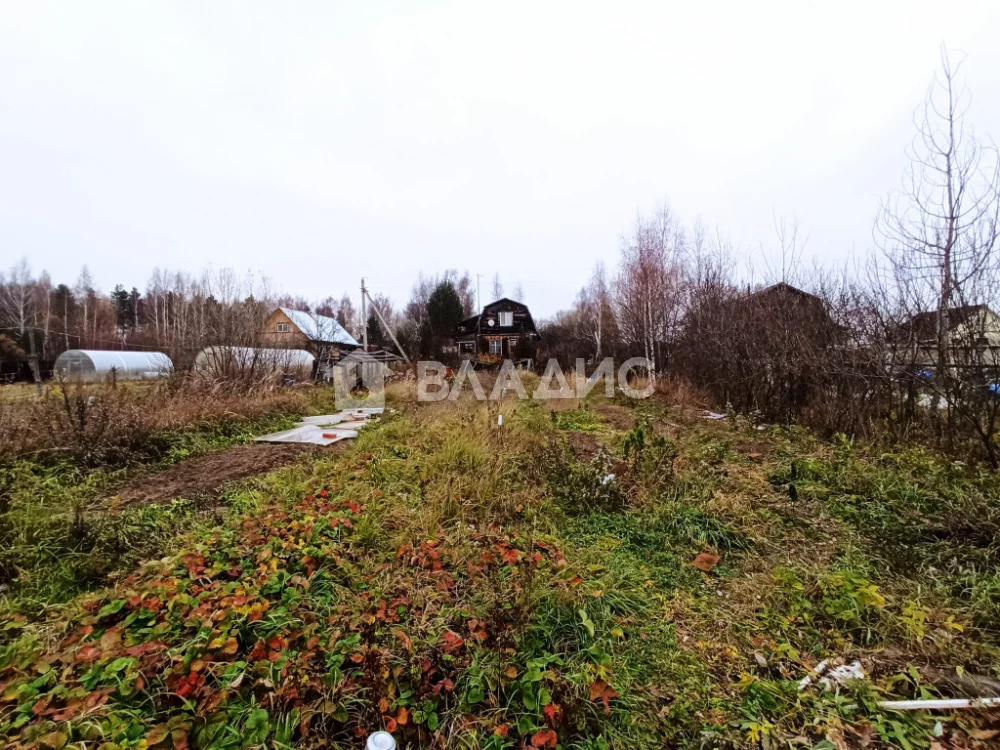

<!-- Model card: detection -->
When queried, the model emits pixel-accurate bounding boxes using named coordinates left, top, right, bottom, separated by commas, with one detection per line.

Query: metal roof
left=279, top=307, right=359, bottom=347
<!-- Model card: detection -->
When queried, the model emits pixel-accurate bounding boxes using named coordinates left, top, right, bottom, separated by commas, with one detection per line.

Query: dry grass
left=651, top=376, right=713, bottom=411
left=0, top=375, right=317, bottom=468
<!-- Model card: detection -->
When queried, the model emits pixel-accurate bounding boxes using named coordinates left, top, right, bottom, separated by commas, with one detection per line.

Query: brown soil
left=107, top=443, right=335, bottom=508
left=592, top=403, right=636, bottom=431
left=566, top=431, right=603, bottom=462
left=735, top=441, right=771, bottom=461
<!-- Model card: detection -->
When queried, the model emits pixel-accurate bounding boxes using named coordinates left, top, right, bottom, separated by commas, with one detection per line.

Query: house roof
left=481, top=297, right=522, bottom=309
left=452, top=298, right=541, bottom=339
left=456, top=314, right=481, bottom=335
left=896, top=305, right=993, bottom=341
left=749, top=282, right=821, bottom=302
left=278, top=307, right=359, bottom=347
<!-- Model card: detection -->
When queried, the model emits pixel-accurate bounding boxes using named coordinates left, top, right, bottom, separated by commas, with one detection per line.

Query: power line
left=0, top=326, right=175, bottom=351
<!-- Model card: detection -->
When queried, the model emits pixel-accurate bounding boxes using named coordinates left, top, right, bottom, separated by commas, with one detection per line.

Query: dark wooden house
left=453, top=298, right=540, bottom=364
left=744, top=282, right=833, bottom=327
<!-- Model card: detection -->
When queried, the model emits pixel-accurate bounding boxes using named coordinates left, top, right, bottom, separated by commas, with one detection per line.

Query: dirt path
left=107, top=443, right=336, bottom=508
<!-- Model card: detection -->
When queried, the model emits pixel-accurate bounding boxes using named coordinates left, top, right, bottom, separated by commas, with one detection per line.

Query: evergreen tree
left=111, top=285, right=133, bottom=334
left=366, top=312, right=384, bottom=347
left=425, top=281, right=464, bottom=357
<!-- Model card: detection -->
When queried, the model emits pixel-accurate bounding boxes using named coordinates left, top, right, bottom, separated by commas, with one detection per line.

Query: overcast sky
left=2, top=1, right=999, bottom=317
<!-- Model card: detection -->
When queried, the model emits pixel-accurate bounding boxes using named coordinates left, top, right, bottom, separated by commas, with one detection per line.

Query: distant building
left=261, top=307, right=360, bottom=364
left=453, top=298, right=540, bottom=364
left=744, top=282, right=837, bottom=328
left=893, top=304, right=1000, bottom=368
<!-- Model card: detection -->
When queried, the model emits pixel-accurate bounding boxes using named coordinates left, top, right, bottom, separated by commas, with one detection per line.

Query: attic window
left=499, top=311, right=513, bottom=327
left=276, top=323, right=291, bottom=333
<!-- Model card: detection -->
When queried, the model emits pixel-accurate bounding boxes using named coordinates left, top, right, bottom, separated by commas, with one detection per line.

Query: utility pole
left=363, top=287, right=411, bottom=364
left=27, top=327, right=42, bottom=397
left=360, top=277, right=368, bottom=350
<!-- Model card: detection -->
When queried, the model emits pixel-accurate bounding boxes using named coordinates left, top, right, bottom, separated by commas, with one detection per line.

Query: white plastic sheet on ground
left=254, top=407, right=386, bottom=446
left=298, top=414, right=346, bottom=427
left=254, top=425, right=359, bottom=446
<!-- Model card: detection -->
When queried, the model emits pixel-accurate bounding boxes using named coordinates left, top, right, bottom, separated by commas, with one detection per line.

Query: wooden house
left=453, top=298, right=540, bottom=364
left=261, top=307, right=360, bottom=363
left=893, top=304, right=1000, bottom=369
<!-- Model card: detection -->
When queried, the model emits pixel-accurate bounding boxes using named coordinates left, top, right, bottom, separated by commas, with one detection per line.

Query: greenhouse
left=53, top=350, right=173, bottom=382
left=193, top=346, right=315, bottom=380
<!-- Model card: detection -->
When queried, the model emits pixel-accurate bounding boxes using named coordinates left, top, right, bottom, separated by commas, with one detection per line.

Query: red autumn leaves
left=588, top=680, right=620, bottom=713
left=0, top=482, right=616, bottom=749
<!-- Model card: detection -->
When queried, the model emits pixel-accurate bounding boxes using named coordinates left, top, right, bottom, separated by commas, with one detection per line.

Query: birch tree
left=576, top=261, right=616, bottom=360
left=615, top=205, right=685, bottom=379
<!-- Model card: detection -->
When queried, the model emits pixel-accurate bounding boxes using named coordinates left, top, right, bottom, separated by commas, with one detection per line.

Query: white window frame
left=489, top=338, right=502, bottom=355
left=499, top=311, right=513, bottom=327
left=276, top=322, right=291, bottom=333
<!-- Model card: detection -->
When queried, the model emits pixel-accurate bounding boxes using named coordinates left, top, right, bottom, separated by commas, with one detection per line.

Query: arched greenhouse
left=192, top=346, right=315, bottom=380
left=53, top=350, right=173, bottom=382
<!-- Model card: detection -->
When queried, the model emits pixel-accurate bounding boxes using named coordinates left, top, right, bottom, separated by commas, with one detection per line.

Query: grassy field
left=2, top=383, right=1000, bottom=748
left=0, top=381, right=341, bottom=616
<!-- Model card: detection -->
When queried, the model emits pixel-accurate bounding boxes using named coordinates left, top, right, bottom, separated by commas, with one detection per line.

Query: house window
left=276, top=323, right=291, bottom=333
left=489, top=338, right=502, bottom=355
left=499, top=311, right=513, bottom=327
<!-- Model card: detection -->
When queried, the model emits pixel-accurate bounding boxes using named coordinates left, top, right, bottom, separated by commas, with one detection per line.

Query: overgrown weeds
left=3, top=391, right=1000, bottom=748
left=0, top=375, right=323, bottom=468
left=0, top=379, right=334, bottom=616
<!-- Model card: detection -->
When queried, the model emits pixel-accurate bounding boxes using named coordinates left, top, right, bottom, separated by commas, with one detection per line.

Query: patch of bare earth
left=566, top=431, right=602, bottom=462
left=107, top=443, right=335, bottom=508
left=591, top=402, right=636, bottom=431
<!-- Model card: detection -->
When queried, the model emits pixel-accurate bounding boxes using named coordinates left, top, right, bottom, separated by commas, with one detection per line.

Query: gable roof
left=896, top=305, right=995, bottom=341
left=278, top=307, right=360, bottom=347
left=749, top=282, right=821, bottom=303
left=481, top=297, right=524, bottom=310
left=463, top=298, right=539, bottom=337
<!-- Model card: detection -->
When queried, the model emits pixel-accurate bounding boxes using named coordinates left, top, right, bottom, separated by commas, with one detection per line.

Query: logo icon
left=334, top=350, right=387, bottom=410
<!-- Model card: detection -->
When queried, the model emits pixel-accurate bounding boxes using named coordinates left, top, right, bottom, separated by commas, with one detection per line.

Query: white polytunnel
left=53, top=350, right=173, bottom=382
left=192, top=346, right=315, bottom=378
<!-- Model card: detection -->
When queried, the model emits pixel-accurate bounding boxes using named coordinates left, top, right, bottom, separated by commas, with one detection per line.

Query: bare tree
left=445, top=270, right=476, bottom=316
left=763, top=213, right=807, bottom=285
left=491, top=273, right=504, bottom=302
left=876, top=47, right=1000, bottom=457
left=576, top=262, right=616, bottom=360
left=336, top=294, right=358, bottom=338
left=73, top=266, right=95, bottom=348
left=615, top=204, right=685, bottom=379
left=0, top=258, right=41, bottom=389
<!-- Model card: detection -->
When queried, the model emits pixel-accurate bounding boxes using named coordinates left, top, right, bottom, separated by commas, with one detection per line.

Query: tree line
left=0, top=261, right=526, bottom=377
left=539, top=51, right=1000, bottom=464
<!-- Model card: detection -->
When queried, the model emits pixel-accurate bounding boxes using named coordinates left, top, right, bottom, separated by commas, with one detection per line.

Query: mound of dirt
left=567, top=431, right=603, bottom=462
left=108, top=443, right=333, bottom=508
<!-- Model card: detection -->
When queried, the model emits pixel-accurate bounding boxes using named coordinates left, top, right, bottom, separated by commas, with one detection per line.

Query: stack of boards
left=254, top=407, right=385, bottom=446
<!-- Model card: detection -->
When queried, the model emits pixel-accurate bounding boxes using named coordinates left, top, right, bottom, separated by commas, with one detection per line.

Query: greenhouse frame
left=192, top=346, right=315, bottom=380
left=53, top=350, right=173, bottom=382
